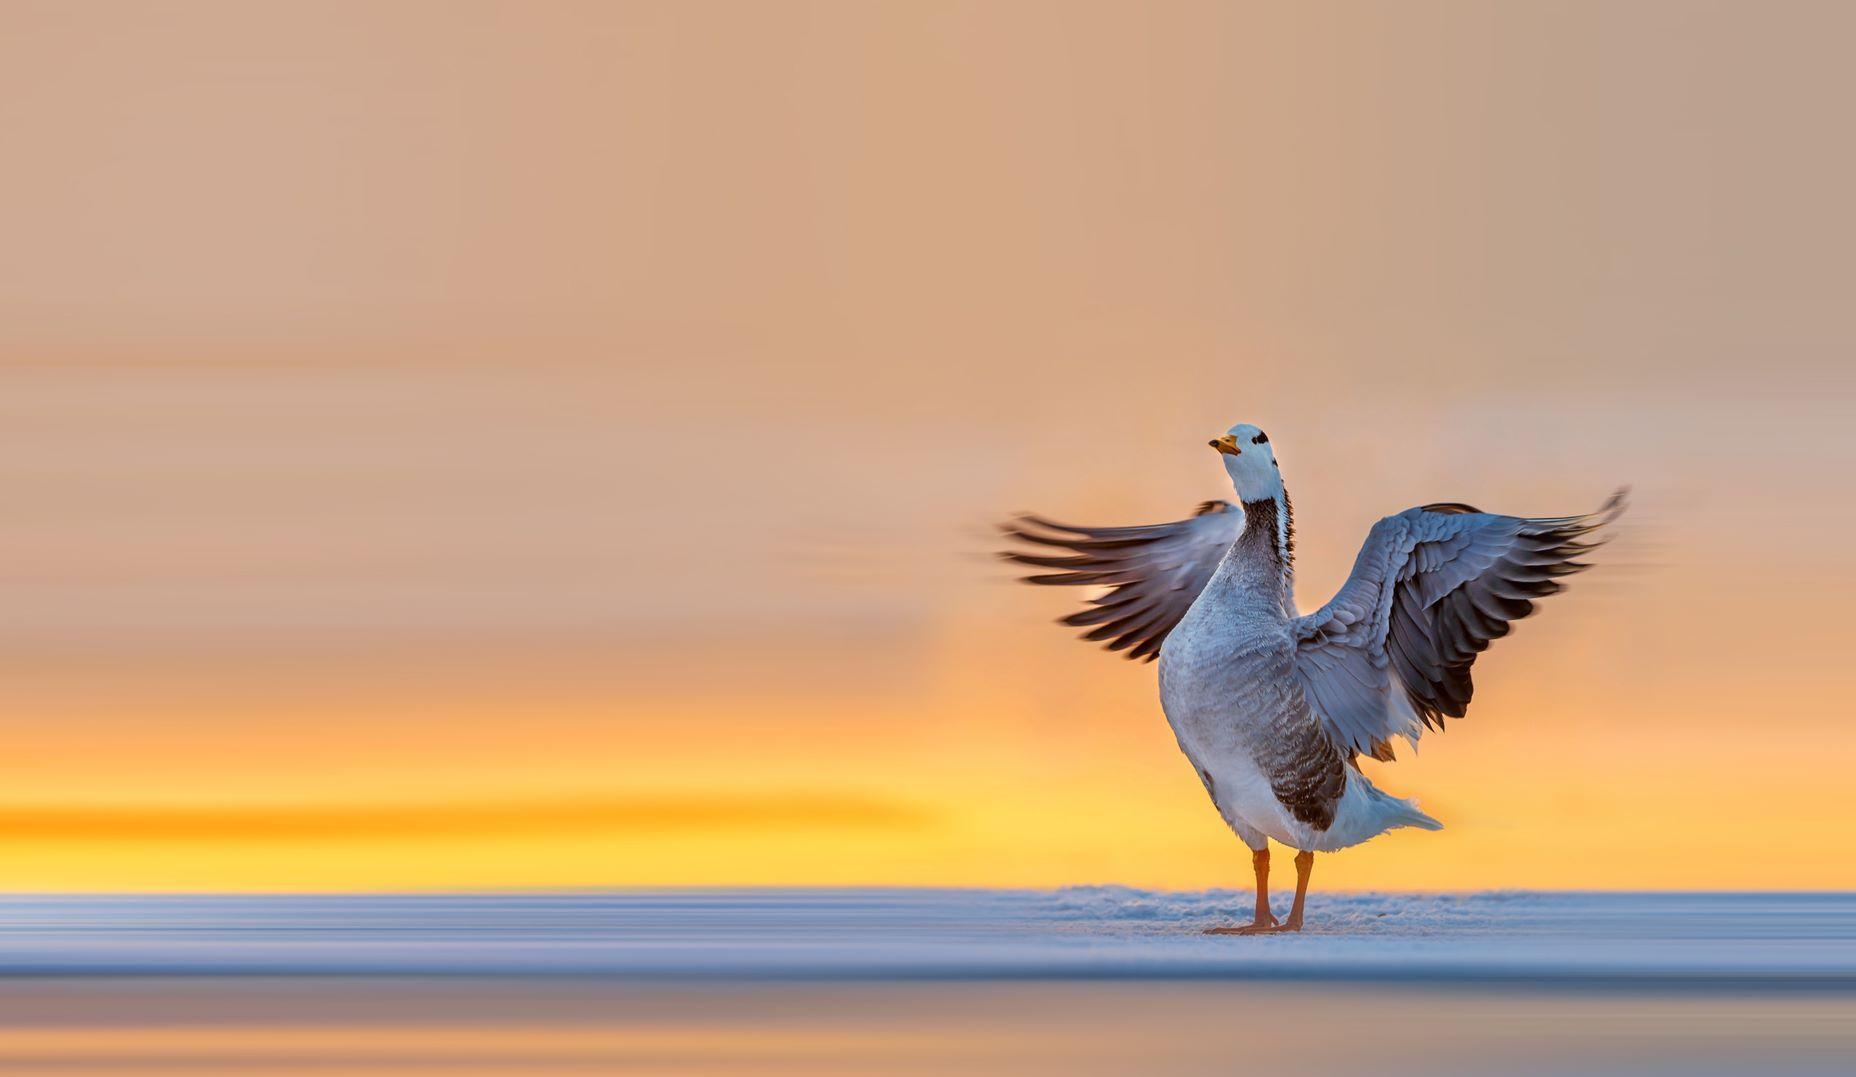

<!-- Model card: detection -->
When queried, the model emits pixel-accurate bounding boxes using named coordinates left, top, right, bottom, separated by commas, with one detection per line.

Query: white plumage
left=1002, top=422, right=1624, bottom=932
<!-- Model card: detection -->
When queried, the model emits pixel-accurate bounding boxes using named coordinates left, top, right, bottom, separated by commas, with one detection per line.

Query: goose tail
left=1320, top=771, right=1443, bottom=850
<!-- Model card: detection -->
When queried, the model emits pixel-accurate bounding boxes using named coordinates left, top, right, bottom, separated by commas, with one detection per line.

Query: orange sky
left=1, top=1, right=1853, bottom=890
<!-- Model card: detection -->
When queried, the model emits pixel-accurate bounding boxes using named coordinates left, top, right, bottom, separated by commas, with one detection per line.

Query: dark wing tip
left=1597, top=486, right=1630, bottom=523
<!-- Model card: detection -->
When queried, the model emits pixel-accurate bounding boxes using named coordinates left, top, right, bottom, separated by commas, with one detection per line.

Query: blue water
left=0, top=889, right=1850, bottom=986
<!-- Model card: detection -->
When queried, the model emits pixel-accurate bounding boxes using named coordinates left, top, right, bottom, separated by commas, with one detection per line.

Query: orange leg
left=1279, top=850, right=1314, bottom=932
left=1204, top=847, right=1280, bottom=935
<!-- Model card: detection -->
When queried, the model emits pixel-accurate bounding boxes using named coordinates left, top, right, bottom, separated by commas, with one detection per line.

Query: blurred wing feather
left=999, top=501, right=1242, bottom=662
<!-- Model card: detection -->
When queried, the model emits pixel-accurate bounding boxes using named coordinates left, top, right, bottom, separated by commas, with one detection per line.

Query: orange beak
left=1209, top=434, right=1242, bottom=456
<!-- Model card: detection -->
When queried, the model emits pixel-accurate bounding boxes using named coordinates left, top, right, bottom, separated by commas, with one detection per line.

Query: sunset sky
left=2, top=1, right=1852, bottom=891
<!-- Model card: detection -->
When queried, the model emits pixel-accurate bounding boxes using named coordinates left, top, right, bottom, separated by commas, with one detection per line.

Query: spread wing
left=999, top=501, right=1242, bottom=661
left=1293, top=489, right=1626, bottom=760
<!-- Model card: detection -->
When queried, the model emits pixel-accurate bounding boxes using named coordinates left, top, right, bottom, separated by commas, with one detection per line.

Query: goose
left=1001, top=423, right=1625, bottom=933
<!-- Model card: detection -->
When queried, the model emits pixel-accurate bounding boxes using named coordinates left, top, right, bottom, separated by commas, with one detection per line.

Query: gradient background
left=2, top=0, right=1851, bottom=892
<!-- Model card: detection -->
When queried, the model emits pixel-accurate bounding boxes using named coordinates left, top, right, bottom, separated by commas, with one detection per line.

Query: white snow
left=0, top=889, right=1850, bottom=986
